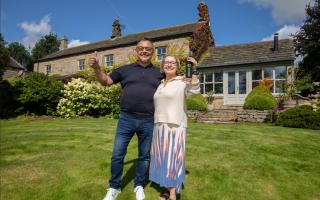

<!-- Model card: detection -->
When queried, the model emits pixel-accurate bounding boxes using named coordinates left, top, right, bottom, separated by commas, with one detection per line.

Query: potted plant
left=206, top=91, right=215, bottom=111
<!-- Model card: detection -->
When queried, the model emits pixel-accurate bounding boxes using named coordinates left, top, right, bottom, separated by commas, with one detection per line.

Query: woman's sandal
left=159, top=190, right=170, bottom=200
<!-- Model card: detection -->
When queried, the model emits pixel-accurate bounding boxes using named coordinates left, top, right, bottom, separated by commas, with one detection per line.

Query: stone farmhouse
left=34, top=3, right=295, bottom=107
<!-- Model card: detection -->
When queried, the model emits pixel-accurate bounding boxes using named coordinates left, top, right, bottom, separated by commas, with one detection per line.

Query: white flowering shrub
left=57, top=78, right=121, bottom=118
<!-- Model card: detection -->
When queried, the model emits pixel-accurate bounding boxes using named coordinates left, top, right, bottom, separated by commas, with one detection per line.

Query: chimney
left=111, top=18, right=122, bottom=39
left=59, top=36, right=68, bottom=50
left=273, top=33, right=279, bottom=52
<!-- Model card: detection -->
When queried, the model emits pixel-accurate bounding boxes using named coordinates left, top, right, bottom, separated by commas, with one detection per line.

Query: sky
left=0, top=0, right=314, bottom=50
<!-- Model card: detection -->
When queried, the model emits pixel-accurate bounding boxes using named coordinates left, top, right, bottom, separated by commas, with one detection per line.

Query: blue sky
left=0, top=0, right=314, bottom=49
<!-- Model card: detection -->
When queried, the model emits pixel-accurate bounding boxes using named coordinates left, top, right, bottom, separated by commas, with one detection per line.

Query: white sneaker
left=102, top=188, right=121, bottom=200
left=134, top=186, right=145, bottom=200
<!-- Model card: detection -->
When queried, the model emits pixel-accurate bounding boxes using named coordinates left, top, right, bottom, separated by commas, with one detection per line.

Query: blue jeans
left=109, top=113, right=154, bottom=189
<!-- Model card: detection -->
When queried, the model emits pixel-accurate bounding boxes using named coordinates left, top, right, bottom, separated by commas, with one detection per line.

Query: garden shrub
left=0, top=79, right=22, bottom=118
left=244, top=85, right=276, bottom=110
left=276, top=105, right=320, bottom=130
left=57, top=78, right=121, bottom=118
left=187, top=94, right=207, bottom=111
left=18, top=72, right=63, bottom=115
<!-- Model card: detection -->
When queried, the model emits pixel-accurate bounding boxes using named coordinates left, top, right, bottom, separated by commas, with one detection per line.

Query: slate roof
left=9, top=57, right=26, bottom=70
left=38, top=22, right=198, bottom=62
left=198, top=39, right=295, bottom=68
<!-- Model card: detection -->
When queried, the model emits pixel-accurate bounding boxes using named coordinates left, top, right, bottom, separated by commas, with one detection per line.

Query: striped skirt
left=149, top=123, right=186, bottom=193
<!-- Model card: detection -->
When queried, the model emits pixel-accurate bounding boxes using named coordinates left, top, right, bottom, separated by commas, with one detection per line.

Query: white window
left=199, top=72, right=223, bottom=94
left=156, top=46, right=167, bottom=61
left=274, top=66, right=287, bottom=93
left=252, top=69, right=262, bottom=89
left=105, top=54, right=114, bottom=67
left=78, top=59, right=85, bottom=71
left=252, top=66, right=287, bottom=93
left=46, top=65, right=51, bottom=75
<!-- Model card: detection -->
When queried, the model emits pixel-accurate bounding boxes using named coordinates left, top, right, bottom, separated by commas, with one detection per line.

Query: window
left=264, top=68, right=274, bottom=92
left=156, top=46, right=167, bottom=61
left=274, top=66, right=287, bottom=93
left=214, top=72, right=223, bottom=94
left=199, top=72, right=223, bottom=95
left=251, top=67, right=287, bottom=93
left=252, top=69, right=262, bottom=89
left=46, top=65, right=51, bottom=75
left=105, top=54, right=114, bottom=67
left=78, top=59, right=85, bottom=71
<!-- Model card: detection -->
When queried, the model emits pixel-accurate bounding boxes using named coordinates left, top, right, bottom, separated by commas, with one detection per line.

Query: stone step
left=198, top=117, right=236, bottom=122
left=198, top=121, right=237, bottom=124
left=200, top=113, right=236, bottom=117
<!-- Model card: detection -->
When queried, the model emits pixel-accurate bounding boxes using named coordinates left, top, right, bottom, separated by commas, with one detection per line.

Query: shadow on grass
left=120, top=160, right=189, bottom=200
left=147, top=170, right=190, bottom=200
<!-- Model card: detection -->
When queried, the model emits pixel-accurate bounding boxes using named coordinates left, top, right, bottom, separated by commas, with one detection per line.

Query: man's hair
left=136, top=37, right=153, bottom=45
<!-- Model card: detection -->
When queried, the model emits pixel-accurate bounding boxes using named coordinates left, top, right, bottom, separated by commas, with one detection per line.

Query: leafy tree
left=31, top=33, right=60, bottom=60
left=8, top=42, right=34, bottom=71
left=18, top=72, right=64, bottom=115
left=0, top=33, right=10, bottom=80
left=294, top=0, right=320, bottom=82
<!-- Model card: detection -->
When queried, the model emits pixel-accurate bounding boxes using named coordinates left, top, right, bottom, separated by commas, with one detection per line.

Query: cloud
left=19, top=15, right=51, bottom=49
left=68, top=39, right=90, bottom=48
left=262, top=24, right=300, bottom=41
left=239, top=0, right=314, bottom=24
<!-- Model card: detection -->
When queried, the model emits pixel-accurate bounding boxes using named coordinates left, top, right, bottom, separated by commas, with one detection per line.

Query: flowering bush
left=57, top=78, right=121, bottom=118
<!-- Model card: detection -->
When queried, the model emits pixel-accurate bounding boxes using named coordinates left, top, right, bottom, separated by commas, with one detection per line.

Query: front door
left=225, top=70, right=248, bottom=105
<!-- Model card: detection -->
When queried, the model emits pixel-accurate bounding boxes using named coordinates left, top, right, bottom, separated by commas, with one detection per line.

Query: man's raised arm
left=88, top=51, right=114, bottom=86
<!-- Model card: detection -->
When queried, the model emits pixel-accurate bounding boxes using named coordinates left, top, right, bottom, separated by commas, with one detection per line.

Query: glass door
left=225, top=70, right=248, bottom=105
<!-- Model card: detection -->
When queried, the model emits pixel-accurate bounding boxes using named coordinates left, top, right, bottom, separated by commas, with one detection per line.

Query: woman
left=149, top=55, right=200, bottom=200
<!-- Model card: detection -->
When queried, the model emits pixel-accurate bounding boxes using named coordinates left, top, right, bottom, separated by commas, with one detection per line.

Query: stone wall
left=237, top=110, right=272, bottom=123
left=34, top=38, right=190, bottom=76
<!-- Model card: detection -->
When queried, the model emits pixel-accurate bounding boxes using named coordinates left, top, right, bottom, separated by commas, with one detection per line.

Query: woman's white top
left=153, top=76, right=200, bottom=128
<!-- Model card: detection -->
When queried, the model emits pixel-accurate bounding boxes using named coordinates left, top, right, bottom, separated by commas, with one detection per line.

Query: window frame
left=78, top=59, right=85, bottom=71
left=156, top=46, right=167, bottom=62
left=199, top=71, right=223, bottom=95
left=104, top=54, right=114, bottom=67
left=251, top=66, right=287, bottom=94
left=45, top=65, right=51, bottom=75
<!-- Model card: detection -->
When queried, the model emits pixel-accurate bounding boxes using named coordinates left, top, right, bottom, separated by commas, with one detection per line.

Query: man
left=89, top=38, right=163, bottom=200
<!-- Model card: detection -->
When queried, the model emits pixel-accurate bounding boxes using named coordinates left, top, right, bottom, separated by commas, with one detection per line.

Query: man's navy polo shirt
left=109, top=62, right=163, bottom=118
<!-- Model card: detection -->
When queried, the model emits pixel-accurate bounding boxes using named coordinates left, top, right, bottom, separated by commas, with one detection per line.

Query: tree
left=294, top=0, right=320, bottom=82
left=31, top=32, right=60, bottom=60
left=18, top=72, right=63, bottom=115
left=0, top=33, right=10, bottom=80
left=8, top=42, right=33, bottom=71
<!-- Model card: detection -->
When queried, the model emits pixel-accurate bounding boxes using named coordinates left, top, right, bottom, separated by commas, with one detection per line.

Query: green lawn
left=1, top=117, right=320, bottom=200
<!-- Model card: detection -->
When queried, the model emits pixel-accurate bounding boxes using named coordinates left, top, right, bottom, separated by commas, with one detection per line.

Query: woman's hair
left=160, top=55, right=181, bottom=75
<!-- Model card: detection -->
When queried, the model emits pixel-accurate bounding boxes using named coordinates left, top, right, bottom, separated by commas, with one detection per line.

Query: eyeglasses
left=164, top=61, right=177, bottom=65
left=136, top=46, right=153, bottom=53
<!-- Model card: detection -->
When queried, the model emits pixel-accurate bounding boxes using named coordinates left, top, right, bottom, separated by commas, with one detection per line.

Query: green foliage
left=276, top=105, right=320, bottom=130
left=19, top=72, right=64, bottom=115
left=294, top=0, right=320, bottom=82
left=8, top=42, right=33, bottom=71
left=57, top=78, right=121, bottom=118
left=244, top=86, right=276, bottom=110
left=0, top=34, right=10, bottom=80
left=0, top=79, right=23, bottom=118
left=206, top=91, right=215, bottom=104
left=295, top=74, right=316, bottom=96
left=186, top=93, right=208, bottom=111
left=31, top=33, right=60, bottom=60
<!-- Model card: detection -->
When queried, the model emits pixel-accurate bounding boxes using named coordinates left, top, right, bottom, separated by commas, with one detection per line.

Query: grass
left=0, top=117, right=320, bottom=200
